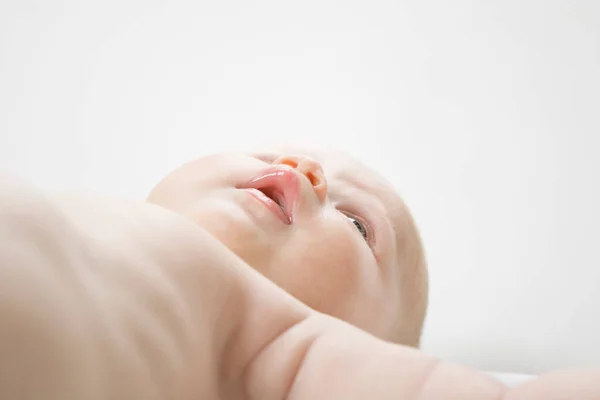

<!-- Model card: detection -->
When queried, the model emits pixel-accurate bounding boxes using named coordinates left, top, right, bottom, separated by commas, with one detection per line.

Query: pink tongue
left=259, top=188, right=282, bottom=208
left=272, top=192, right=285, bottom=211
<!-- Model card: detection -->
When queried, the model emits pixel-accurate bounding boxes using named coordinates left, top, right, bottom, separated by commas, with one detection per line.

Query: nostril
left=281, top=159, right=298, bottom=168
left=306, top=172, right=320, bottom=186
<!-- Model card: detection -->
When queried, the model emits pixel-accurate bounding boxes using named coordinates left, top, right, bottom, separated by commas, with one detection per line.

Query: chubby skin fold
left=1, top=174, right=600, bottom=399
left=250, top=314, right=508, bottom=400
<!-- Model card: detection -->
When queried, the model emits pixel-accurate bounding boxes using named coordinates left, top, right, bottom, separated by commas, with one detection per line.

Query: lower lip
left=243, top=188, right=292, bottom=224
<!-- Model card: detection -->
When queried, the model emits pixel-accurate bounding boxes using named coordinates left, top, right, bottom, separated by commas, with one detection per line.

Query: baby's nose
left=274, top=155, right=328, bottom=204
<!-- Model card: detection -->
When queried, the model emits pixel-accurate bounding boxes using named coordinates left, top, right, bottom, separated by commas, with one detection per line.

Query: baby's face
left=148, top=147, right=427, bottom=345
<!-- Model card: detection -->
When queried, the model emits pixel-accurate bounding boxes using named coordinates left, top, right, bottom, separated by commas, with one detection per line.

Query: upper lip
left=237, top=166, right=300, bottom=223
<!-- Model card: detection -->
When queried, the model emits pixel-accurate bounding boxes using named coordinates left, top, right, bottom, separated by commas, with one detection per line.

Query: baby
left=146, top=146, right=428, bottom=346
left=0, top=147, right=598, bottom=399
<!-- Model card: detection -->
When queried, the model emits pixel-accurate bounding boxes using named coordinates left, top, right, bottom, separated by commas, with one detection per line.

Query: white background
left=1, top=0, right=599, bottom=374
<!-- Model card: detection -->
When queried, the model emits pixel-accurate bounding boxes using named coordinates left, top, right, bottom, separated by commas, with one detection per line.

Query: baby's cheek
left=277, top=229, right=370, bottom=316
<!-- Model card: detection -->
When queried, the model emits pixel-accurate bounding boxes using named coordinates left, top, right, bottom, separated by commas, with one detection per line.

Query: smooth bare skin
left=0, top=172, right=310, bottom=399
left=2, top=174, right=600, bottom=399
left=148, top=148, right=427, bottom=346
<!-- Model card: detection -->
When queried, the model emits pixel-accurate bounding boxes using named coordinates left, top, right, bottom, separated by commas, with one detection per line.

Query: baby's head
left=148, top=146, right=428, bottom=346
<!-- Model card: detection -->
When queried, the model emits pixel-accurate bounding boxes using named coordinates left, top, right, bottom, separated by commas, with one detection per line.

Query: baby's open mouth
left=257, top=187, right=286, bottom=213
left=237, top=167, right=300, bottom=224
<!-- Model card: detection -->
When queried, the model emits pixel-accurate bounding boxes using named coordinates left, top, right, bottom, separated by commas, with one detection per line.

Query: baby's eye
left=347, top=216, right=368, bottom=241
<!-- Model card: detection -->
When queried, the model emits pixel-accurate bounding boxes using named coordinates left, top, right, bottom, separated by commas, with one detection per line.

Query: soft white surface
left=485, top=372, right=536, bottom=388
left=1, top=1, right=599, bottom=374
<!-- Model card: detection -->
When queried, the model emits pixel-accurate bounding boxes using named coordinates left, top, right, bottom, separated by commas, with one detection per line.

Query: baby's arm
left=265, top=316, right=600, bottom=399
